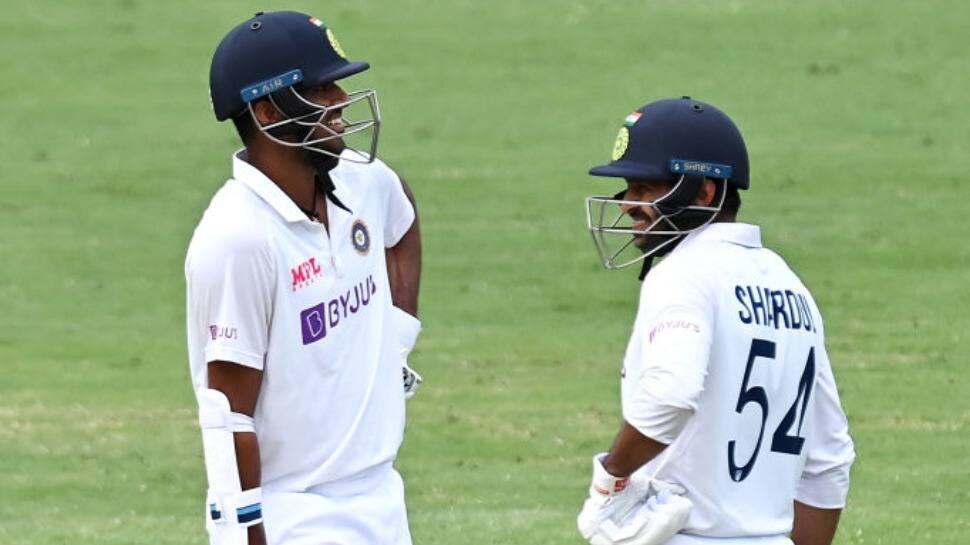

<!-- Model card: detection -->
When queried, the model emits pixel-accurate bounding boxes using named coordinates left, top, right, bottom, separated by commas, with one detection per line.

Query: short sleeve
left=382, top=169, right=415, bottom=248
left=185, top=228, right=275, bottom=370
left=624, top=263, right=715, bottom=444
left=796, top=344, right=856, bottom=508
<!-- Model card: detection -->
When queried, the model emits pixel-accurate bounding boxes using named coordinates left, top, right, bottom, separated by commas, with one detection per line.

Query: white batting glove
left=577, top=454, right=692, bottom=545
left=390, top=306, right=423, bottom=400
left=403, top=363, right=423, bottom=399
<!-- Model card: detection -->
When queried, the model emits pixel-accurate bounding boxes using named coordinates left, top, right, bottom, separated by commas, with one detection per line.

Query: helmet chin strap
left=261, top=89, right=353, bottom=216
left=630, top=175, right=726, bottom=281
left=300, top=148, right=340, bottom=174
left=637, top=255, right=653, bottom=281
left=608, top=188, right=677, bottom=281
left=277, top=153, right=350, bottom=219
left=246, top=111, right=353, bottom=219
left=251, top=84, right=386, bottom=217
left=636, top=234, right=685, bottom=281
left=293, top=147, right=350, bottom=215
left=314, top=171, right=352, bottom=215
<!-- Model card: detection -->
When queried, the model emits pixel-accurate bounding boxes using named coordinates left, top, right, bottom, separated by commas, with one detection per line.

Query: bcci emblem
left=327, top=29, right=347, bottom=59
left=351, top=219, right=370, bottom=255
left=309, top=17, right=347, bottom=59
left=611, top=127, right=630, bottom=161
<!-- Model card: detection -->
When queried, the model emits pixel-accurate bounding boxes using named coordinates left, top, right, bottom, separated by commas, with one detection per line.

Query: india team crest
left=326, top=29, right=347, bottom=59
left=351, top=219, right=370, bottom=255
left=309, top=16, right=347, bottom=59
left=611, top=127, right=630, bottom=161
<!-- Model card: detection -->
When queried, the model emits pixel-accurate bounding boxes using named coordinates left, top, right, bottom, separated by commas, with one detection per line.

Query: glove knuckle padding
left=402, top=363, right=423, bottom=399
left=578, top=453, right=692, bottom=545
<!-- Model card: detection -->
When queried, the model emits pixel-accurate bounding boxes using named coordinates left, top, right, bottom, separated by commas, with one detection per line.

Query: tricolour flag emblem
left=624, top=112, right=642, bottom=127
left=309, top=16, right=323, bottom=27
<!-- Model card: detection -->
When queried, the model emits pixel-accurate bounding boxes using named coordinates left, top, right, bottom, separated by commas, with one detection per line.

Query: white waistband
left=300, top=461, right=395, bottom=497
left=665, top=535, right=793, bottom=545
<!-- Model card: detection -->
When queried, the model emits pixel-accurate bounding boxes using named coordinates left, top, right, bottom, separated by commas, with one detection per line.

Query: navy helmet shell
left=209, top=11, right=370, bottom=121
left=590, top=97, right=749, bottom=189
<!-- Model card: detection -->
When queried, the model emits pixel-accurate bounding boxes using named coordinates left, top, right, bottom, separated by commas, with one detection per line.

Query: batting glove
left=577, top=454, right=692, bottom=545
left=403, top=363, right=423, bottom=399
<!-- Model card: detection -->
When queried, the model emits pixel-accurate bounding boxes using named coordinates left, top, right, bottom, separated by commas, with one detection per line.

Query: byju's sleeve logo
left=209, top=325, right=238, bottom=341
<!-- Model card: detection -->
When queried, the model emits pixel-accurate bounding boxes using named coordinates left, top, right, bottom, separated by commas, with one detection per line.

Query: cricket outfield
left=0, top=1, right=967, bottom=543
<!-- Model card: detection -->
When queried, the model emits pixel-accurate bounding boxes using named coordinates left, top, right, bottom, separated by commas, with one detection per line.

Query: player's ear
left=252, top=99, right=284, bottom=127
left=694, top=179, right=718, bottom=207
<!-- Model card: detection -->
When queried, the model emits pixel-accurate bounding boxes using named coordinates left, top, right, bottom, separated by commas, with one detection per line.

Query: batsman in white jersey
left=578, top=97, right=855, bottom=545
left=186, top=11, right=422, bottom=545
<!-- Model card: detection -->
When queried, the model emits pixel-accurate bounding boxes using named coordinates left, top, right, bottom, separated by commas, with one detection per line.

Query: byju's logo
left=209, top=325, right=238, bottom=341
left=291, top=257, right=323, bottom=291
left=648, top=320, right=700, bottom=343
left=300, top=275, right=378, bottom=345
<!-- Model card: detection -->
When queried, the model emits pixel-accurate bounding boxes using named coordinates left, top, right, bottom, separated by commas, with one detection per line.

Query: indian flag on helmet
left=624, top=112, right=642, bottom=127
left=309, top=16, right=348, bottom=58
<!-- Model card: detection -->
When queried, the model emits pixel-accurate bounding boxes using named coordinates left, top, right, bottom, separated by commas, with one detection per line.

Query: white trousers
left=262, top=464, right=412, bottom=545
left=665, top=535, right=792, bottom=545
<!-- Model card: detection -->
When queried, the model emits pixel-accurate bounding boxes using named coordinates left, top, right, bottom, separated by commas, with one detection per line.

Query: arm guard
left=390, top=306, right=423, bottom=399
left=197, top=388, right=262, bottom=545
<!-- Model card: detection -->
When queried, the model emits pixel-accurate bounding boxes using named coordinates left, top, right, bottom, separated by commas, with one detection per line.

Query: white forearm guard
left=390, top=306, right=423, bottom=399
left=391, top=305, right=421, bottom=359
left=197, top=388, right=262, bottom=545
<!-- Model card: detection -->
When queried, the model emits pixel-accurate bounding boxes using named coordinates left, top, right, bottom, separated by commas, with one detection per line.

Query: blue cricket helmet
left=209, top=11, right=370, bottom=121
left=589, top=97, right=749, bottom=189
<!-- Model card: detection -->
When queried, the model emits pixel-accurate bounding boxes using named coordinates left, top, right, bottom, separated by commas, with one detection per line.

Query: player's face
left=302, top=82, right=350, bottom=153
left=620, top=179, right=674, bottom=249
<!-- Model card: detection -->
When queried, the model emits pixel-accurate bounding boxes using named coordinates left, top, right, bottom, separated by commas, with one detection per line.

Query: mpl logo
left=291, top=257, right=323, bottom=291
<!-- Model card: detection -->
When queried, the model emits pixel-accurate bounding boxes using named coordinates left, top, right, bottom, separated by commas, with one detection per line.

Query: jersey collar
left=675, top=222, right=762, bottom=253
left=232, top=150, right=313, bottom=223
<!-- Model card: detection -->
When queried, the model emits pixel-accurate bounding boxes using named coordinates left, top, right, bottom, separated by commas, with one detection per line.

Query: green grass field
left=2, top=0, right=968, bottom=543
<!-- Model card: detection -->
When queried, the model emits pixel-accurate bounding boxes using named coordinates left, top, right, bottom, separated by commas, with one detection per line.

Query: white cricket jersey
left=185, top=150, right=415, bottom=492
left=620, top=223, right=855, bottom=539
